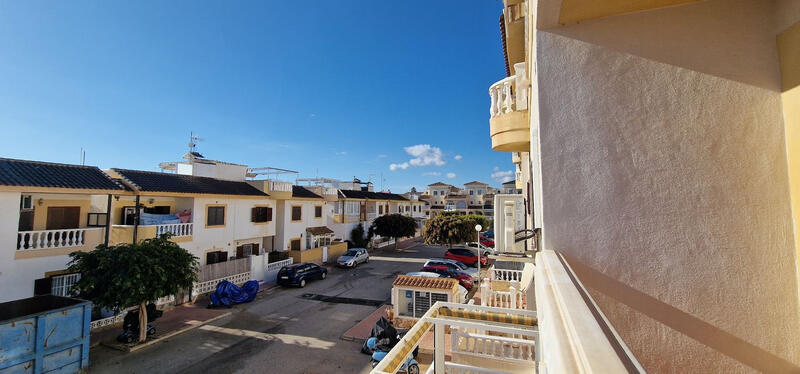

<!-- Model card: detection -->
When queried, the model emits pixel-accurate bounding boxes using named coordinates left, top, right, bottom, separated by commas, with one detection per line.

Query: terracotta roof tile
left=306, top=226, right=334, bottom=236
left=393, top=275, right=458, bottom=291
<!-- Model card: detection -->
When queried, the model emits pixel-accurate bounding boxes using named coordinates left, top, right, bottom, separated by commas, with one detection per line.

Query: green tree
left=370, top=214, right=417, bottom=250
left=68, top=234, right=198, bottom=343
left=423, top=214, right=475, bottom=248
left=463, top=214, right=490, bottom=241
left=350, top=224, right=369, bottom=248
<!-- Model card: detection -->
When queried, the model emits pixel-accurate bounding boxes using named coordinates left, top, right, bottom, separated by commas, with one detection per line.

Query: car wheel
left=321, top=272, right=326, bottom=279
left=365, top=257, right=369, bottom=263
left=407, top=363, right=420, bottom=374
left=125, top=334, right=134, bottom=344
left=299, top=279, right=306, bottom=288
left=148, top=327, right=156, bottom=336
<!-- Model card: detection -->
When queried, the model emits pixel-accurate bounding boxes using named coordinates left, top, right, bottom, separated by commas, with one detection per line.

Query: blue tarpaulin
left=209, top=280, right=259, bottom=308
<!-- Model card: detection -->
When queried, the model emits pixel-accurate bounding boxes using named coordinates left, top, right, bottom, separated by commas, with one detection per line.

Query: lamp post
left=474, top=224, right=482, bottom=282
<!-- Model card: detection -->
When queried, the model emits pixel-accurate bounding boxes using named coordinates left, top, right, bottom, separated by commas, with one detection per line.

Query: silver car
left=465, top=242, right=495, bottom=256
left=337, top=248, right=369, bottom=267
left=423, top=259, right=480, bottom=281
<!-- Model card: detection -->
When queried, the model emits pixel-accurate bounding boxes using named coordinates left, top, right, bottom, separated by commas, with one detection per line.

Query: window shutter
left=34, top=277, right=52, bottom=296
left=236, top=245, right=244, bottom=258
left=251, top=207, right=257, bottom=222
left=253, top=243, right=260, bottom=255
left=267, top=207, right=273, bottom=222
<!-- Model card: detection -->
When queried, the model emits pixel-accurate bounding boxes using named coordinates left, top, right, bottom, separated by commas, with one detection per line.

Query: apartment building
left=331, top=187, right=409, bottom=240
left=375, top=1, right=800, bottom=373
left=423, top=181, right=496, bottom=218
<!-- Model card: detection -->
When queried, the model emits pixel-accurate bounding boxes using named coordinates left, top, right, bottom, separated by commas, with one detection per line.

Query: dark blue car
left=277, top=263, right=327, bottom=288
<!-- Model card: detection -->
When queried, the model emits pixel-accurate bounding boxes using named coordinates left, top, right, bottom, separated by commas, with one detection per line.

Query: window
left=433, top=191, right=438, bottom=196
left=87, top=213, right=108, bottom=227
left=315, top=206, right=322, bottom=218
left=20, top=195, right=33, bottom=210
left=469, top=190, right=474, bottom=195
left=291, top=206, right=302, bottom=221
left=51, top=273, right=81, bottom=297
left=207, top=206, right=225, bottom=226
left=478, top=190, right=483, bottom=195
left=251, top=207, right=272, bottom=223
left=379, top=205, right=383, bottom=215
left=290, top=238, right=301, bottom=251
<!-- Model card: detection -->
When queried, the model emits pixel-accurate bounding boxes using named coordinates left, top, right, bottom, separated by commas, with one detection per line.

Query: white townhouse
left=0, top=158, right=127, bottom=303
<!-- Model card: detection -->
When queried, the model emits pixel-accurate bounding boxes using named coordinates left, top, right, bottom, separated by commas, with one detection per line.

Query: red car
left=480, top=236, right=494, bottom=248
left=422, top=265, right=473, bottom=290
left=445, top=248, right=488, bottom=267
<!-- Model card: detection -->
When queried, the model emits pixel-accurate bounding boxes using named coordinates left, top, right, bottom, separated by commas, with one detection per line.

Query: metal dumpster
left=0, top=295, right=91, bottom=374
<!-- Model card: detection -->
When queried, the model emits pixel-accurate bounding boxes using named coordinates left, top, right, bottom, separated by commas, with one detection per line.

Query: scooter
left=116, top=304, right=162, bottom=344
left=366, top=337, right=420, bottom=374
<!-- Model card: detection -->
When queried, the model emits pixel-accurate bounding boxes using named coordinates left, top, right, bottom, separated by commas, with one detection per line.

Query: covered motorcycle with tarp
left=208, top=280, right=260, bottom=308
left=361, top=316, right=398, bottom=354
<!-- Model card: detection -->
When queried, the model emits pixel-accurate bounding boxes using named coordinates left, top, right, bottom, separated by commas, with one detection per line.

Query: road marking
left=199, top=325, right=336, bottom=349
left=368, top=256, right=428, bottom=263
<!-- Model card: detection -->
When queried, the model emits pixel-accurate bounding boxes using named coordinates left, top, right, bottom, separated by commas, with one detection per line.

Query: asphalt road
left=89, top=240, right=450, bottom=374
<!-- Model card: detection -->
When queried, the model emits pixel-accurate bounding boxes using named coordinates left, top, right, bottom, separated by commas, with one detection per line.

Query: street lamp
left=474, top=224, right=482, bottom=282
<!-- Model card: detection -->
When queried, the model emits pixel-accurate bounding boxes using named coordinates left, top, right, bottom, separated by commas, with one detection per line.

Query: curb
left=100, top=311, right=232, bottom=353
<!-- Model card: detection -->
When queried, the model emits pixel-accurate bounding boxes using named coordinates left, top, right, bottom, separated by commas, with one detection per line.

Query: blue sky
left=0, top=0, right=514, bottom=192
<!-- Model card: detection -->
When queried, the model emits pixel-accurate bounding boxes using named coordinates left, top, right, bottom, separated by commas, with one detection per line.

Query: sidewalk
left=92, top=296, right=231, bottom=352
left=341, top=305, right=390, bottom=342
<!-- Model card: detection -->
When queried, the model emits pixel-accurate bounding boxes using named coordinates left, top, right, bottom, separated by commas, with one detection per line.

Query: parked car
left=479, top=235, right=495, bottom=248
left=423, top=259, right=479, bottom=281
left=464, top=241, right=496, bottom=256
left=337, top=248, right=369, bottom=267
left=445, top=248, right=488, bottom=267
left=406, top=271, right=444, bottom=278
left=482, top=230, right=494, bottom=239
left=422, top=265, right=473, bottom=290
left=277, top=263, right=327, bottom=287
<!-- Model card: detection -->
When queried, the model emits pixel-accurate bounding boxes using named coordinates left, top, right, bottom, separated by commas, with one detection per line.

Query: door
left=46, top=207, right=80, bottom=230
left=322, top=246, right=328, bottom=263
left=360, top=202, right=366, bottom=221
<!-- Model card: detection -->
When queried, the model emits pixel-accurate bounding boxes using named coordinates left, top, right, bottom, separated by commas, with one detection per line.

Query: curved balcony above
left=512, top=152, right=522, bottom=165
left=489, top=62, right=530, bottom=153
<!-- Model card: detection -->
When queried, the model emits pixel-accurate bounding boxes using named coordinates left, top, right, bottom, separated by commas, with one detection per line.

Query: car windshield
left=453, top=262, right=468, bottom=270
left=345, top=249, right=359, bottom=256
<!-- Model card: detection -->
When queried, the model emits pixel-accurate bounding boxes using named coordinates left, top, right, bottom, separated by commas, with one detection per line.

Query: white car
left=337, top=248, right=369, bottom=267
left=422, top=259, right=480, bottom=281
left=465, top=242, right=495, bottom=256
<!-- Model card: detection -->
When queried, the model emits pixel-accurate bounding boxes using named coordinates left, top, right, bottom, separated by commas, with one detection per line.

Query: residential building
left=423, top=181, right=497, bottom=218
left=107, top=167, right=276, bottom=266
left=376, top=0, right=800, bottom=373
left=0, top=158, right=126, bottom=303
left=331, top=187, right=410, bottom=240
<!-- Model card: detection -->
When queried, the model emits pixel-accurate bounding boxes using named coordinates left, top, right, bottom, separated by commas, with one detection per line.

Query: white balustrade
left=491, top=268, right=523, bottom=282
left=267, top=258, right=293, bottom=273
left=488, top=62, right=529, bottom=118
left=156, top=222, right=193, bottom=237
left=269, top=180, right=293, bottom=192
left=17, top=228, right=94, bottom=250
left=480, top=280, right=525, bottom=309
left=451, top=328, right=536, bottom=365
left=192, top=271, right=252, bottom=295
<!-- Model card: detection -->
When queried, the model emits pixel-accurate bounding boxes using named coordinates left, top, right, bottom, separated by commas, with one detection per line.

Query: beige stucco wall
left=531, top=0, right=800, bottom=372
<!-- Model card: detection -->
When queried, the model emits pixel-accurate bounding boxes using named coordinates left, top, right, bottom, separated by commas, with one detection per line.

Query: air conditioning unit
left=493, top=194, right=525, bottom=254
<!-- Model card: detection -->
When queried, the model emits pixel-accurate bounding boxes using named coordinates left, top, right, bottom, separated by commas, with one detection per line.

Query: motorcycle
left=116, top=303, right=163, bottom=344
left=366, top=337, right=420, bottom=374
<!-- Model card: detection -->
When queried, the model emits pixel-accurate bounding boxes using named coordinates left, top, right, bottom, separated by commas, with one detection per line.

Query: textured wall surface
left=534, top=1, right=800, bottom=371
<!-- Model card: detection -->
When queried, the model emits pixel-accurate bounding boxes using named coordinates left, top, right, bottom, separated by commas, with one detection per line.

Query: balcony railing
left=491, top=268, right=523, bottom=282
left=371, top=302, right=539, bottom=374
left=17, top=228, right=99, bottom=250
left=489, top=63, right=528, bottom=118
left=155, top=223, right=193, bottom=237
left=269, top=180, right=293, bottom=192
left=323, top=187, right=338, bottom=195
left=480, top=280, right=525, bottom=309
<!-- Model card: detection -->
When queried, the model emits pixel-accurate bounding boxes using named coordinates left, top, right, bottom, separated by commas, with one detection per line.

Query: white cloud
left=390, top=162, right=409, bottom=171
left=446, top=172, right=457, bottom=179
left=422, top=171, right=441, bottom=177
left=491, top=166, right=514, bottom=183
left=336, top=151, right=347, bottom=156
left=404, top=144, right=446, bottom=167
left=454, top=155, right=463, bottom=161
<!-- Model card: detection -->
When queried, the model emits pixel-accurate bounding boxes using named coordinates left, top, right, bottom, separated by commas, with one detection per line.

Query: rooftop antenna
left=188, top=132, right=204, bottom=154
left=79, top=148, right=86, bottom=166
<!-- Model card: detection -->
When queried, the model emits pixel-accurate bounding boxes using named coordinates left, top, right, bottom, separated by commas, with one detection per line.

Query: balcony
left=512, top=152, right=521, bottom=165
left=323, top=187, right=339, bottom=202
left=501, top=0, right=526, bottom=70
left=17, top=228, right=104, bottom=251
left=267, top=180, right=293, bottom=199
left=371, top=250, right=643, bottom=374
left=111, top=223, right=193, bottom=245
left=489, top=63, right=530, bottom=153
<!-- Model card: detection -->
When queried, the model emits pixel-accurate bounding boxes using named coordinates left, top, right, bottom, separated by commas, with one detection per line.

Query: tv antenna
left=188, top=132, right=204, bottom=153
